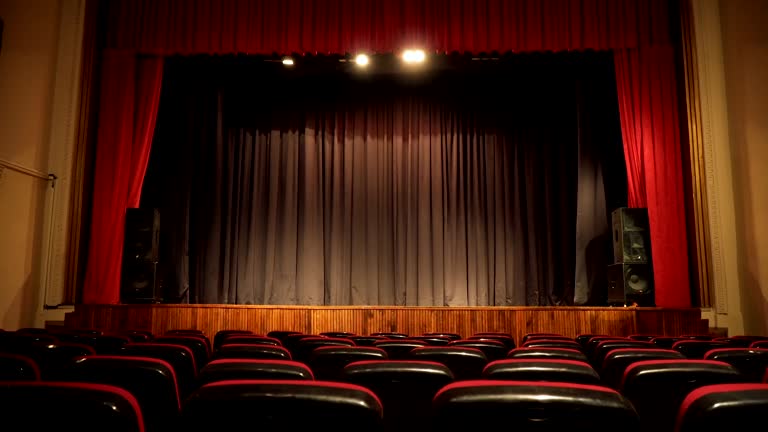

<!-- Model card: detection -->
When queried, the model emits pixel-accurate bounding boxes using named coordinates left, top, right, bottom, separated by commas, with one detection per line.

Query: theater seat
left=198, top=359, right=314, bottom=385
left=214, top=343, right=291, bottom=361
left=371, top=332, right=409, bottom=339
left=182, top=380, right=383, bottom=431
left=522, top=333, right=562, bottom=343
left=264, top=330, right=302, bottom=343
left=468, top=334, right=516, bottom=349
left=341, top=360, right=454, bottom=432
left=750, top=340, right=768, bottom=349
left=672, top=340, right=729, bottom=359
left=320, top=331, right=356, bottom=338
left=292, top=337, right=355, bottom=362
left=1, top=341, right=96, bottom=379
left=219, top=335, right=282, bottom=347
left=523, top=339, right=583, bottom=351
left=0, top=381, right=145, bottom=432
left=592, top=340, right=656, bottom=368
left=408, top=347, right=488, bottom=380
left=349, top=336, right=388, bottom=346
left=423, top=332, right=462, bottom=340
left=120, top=343, right=197, bottom=398
left=601, top=348, right=685, bottom=389
left=576, top=334, right=609, bottom=347
left=54, top=356, right=180, bottom=432
left=675, top=384, right=768, bottom=432
left=621, top=360, right=746, bottom=432
left=703, top=348, right=768, bottom=382
left=628, top=334, right=659, bottom=342
left=523, top=334, right=573, bottom=342
left=449, top=339, right=508, bottom=361
left=154, top=336, right=210, bottom=369
left=373, top=340, right=427, bottom=359
left=308, top=346, right=387, bottom=380
left=650, top=336, right=685, bottom=349
left=405, top=336, right=452, bottom=346
left=212, top=330, right=253, bottom=350
left=482, top=359, right=601, bottom=385
left=507, top=347, right=589, bottom=363
left=0, top=353, right=40, bottom=381
left=432, top=380, right=639, bottom=431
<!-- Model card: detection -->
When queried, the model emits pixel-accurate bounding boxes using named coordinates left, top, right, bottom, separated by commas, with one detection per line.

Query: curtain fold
left=614, top=46, right=691, bottom=307
left=573, top=60, right=627, bottom=305
left=82, top=51, right=164, bottom=304
left=189, top=99, right=576, bottom=306
left=105, top=0, right=674, bottom=54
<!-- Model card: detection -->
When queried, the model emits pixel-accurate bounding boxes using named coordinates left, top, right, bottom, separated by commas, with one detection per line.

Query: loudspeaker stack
left=121, top=208, right=161, bottom=304
left=607, top=207, right=655, bottom=307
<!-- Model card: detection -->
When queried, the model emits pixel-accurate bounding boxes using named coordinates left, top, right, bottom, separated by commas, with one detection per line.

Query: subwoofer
left=121, top=261, right=158, bottom=303
left=606, top=263, right=654, bottom=307
left=611, top=207, right=650, bottom=263
left=121, top=208, right=160, bottom=303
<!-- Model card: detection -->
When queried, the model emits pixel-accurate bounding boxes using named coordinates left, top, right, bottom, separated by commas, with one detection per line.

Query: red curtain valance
left=106, top=0, right=675, bottom=55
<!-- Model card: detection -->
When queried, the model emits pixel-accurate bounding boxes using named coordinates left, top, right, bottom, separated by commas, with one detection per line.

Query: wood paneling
left=65, top=305, right=708, bottom=344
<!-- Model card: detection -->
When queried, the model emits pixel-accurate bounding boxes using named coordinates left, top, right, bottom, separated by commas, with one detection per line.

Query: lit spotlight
left=355, top=54, right=370, bottom=66
left=402, top=49, right=426, bottom=64
left=282, top=57, right=294, bottom=66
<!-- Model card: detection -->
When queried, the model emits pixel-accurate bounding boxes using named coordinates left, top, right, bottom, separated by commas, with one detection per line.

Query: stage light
left=402, top=49, right=426, bottom=64
left=355, top=54, right=369, bottom=66
left=282, top=57, right=294, bottom=66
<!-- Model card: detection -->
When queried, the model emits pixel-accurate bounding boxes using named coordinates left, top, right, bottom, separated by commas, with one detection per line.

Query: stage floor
left=64, top=305, right=708, bottom=343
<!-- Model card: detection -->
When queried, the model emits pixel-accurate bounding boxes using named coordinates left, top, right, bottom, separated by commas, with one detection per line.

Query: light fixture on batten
left=282, top=57, right=294, bottom=66
left=402, top=49, right=426, bottom=64
left=354, top=53, right=370, bottom=66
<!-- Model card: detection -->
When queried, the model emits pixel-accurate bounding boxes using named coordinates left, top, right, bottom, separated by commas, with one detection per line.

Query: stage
left=64, top=305, right=708, bottom=343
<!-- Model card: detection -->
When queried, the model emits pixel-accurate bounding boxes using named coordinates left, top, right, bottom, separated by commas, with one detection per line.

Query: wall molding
left=690, top=0, right=742, bottom=332
left=36, top=0, right=86, bottom=325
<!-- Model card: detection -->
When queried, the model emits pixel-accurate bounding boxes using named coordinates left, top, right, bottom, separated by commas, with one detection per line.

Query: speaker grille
left=607, top=263, right=654, bottom=307
left=121, top=208, right=160, bottom=303
left=611, top=208, right=650, bottom=264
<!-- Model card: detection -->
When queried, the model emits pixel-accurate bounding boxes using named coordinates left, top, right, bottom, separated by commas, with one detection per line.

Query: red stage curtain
left=614, top=46, right=691, bottom=308
left=82, top=52, right=164, bottom=304
left=105, top=0, right=674, bottom=54
left=83, top=0, right=691, bottom=306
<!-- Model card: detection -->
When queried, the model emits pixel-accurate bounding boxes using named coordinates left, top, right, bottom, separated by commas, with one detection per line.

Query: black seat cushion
left=507, top=347, right=589, bottom=363
left=54, top=355, right=179, bottom=432
left=182, top=380, right=383, bottom=431
left=0, top=381, right=144, bottom=432
left=342, top=360, right=454, bottom=431
left=308, top=346, right=387, bottom=380
left=621, top=360, right=746, bottom=432
left=676, top=383, right=768, bottom=432
left=482, top=359, right=600, bottom=385
left=432, top=380, right=639, bottom=431
left=199, top=359, right=314, bottom=384
left=704, top=348, right=768, bottom=382
left=408, top=347, right=488, bottom=380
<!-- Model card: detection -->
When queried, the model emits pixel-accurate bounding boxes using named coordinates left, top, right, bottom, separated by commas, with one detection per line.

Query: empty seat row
left=3, top=379, right=768, bottom=432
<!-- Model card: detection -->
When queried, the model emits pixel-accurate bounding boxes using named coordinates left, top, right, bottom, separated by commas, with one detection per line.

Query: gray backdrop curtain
left=142, top=53, right=625, bottom=306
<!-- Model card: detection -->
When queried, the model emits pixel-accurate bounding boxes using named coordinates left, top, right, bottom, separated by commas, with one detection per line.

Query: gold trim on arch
left=679, top=0, right=714, bottom=308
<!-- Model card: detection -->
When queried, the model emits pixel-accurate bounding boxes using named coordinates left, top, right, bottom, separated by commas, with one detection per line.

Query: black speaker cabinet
left=121, top=208, right=160, bottom=303
left=607, top=263, right=655, bottom=307
left=612, top=207, right=650, bottom=263
left=124, top=208, right=160, bottom=262
left=121, top=261, right=158, bottom=303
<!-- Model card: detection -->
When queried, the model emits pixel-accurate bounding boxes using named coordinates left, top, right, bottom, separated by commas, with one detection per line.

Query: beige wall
left=0, top=0, right=62, bottom=329
left=720, top=0, right=768, bottom=335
